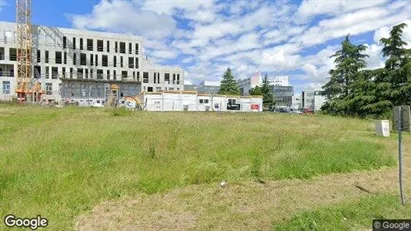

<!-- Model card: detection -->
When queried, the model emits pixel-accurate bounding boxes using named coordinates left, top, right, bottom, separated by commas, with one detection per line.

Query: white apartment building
left=302, top=90, right=327, bottom=111
left=237, top=73, right=290, bottom=96
left=0, top=21, right=184, bottom=102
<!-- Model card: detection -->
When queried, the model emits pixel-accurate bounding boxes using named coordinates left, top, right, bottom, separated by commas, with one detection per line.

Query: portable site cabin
left=124, top=90, right=263, bottom=112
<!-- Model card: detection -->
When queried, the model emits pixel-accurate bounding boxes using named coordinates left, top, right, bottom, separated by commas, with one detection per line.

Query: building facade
left=272, top=85, right=294, bottom=107
left=237, top=73, right=290, bottom=96
left=302, top=90, right=326, bottom=111
left=0, top=21, right=184, bottom=102
left=197, top=81, right=220, bottom=94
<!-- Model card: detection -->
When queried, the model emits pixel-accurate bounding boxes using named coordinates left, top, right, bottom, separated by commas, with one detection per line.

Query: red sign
left=251, top=104, right=259, bottom=110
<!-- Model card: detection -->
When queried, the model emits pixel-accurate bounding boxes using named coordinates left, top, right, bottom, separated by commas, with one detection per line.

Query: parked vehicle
left=289, top=108, right=302, bottom=114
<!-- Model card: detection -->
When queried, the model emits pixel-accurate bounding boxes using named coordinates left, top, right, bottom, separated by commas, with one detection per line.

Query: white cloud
left=68, top=0, right=176, bottom=39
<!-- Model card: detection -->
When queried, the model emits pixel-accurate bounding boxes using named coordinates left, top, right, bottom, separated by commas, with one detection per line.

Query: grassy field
left=0, top=104, right=405, bottom=230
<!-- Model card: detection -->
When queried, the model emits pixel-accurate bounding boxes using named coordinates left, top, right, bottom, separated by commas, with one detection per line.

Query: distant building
left=302, top=90, right=326, bottom=111
left=292, top=94, right=301, bottom=109
left=197, top=81, right=220, bottom=94
left=272, top=85, right=294, bottom=107
left=237, top=73, right=290, bottom=96
left=184, top=80, right=198, bottom=91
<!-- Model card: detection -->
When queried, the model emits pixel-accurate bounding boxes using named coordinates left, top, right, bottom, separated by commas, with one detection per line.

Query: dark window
left=102, top=55, right=108, bottom=67
left=63, top=36, right=67, bottom=49
left=135, top=43, right=139, bottom=55
left=129, top=43, right=132, bottom=54
left=64, top=52, right=67, bottom=64
left=137, top=72, right=140, bottom=82
left=70, top=68, right=73, bottom=79
left=55, top=52, right=62, bottom=64
left=128, top=57, right=134, bottom=68
left=147, top=87, right=153, bottom=92
left=73, top=37, right=76, bottom=49
left=77, top=68, right=83, bottom=79
left=107, top=70, right=110, bottom=80
left=120, top=56, right=123, bottom=68
left=45, top=66, right=50, bottom=79
left=73, top=53, right=76, bottom=65
left=173, top=74, right=176, bottom=84
left=0, top=47, right=4, bottom=60
left=95, top=54, right=98, bottom=66
left=113, top=70, right=116, bottom=80
left=45, top=50, right=49, bottom=63
left=135, top=58, right=139, bottom=69
left=177, top=74, right=180, bottom=84
left=97, top=69, right=103, bottom=79
left=85, top=69, right=89, bottom=79
left=52, top=67, right=58, bottom=79
left=80, top=38, right=83, bottom=50
left=80, top=53, right=86, bottom=66
left=143, top=72, right=149, bottom=83
left=120, top=42, right=126, bottom=53
left=87, top=39, right=93, bottom=51
left=114, top=56, right=117, bottom=67
left=122, top=71, right=127, bottom=79
left=133, top=71, right=135, bottom=80
left=90, top=69, right=93, bottom=79
left=164, top=73, right=170, bottom=83
left=97, top=40, right=103, bottom=52
left=106, top=41, right=110, bottom=52
left=62, top=67, right=66, bottom=78
left=115, top=42, right=118, bottom=53
left=37, top=50, right=40, bottom=63
left=34, top=66, right=41, bottom=78
left=90, top=54, right=93, bottom=66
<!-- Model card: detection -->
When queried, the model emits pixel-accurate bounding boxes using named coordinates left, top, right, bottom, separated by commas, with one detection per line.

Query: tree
left=379, top=23, right=411, bottom=107
left=249, top=86, right=263, bottom=95
left=261, top=74, right=275, bottom=107
left=322, top=34, right=369, bottom=115
left=218, top=67, right=240, bottom=95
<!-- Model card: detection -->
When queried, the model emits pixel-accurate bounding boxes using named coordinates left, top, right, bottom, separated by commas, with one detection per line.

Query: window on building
left=228, top=99, right=236, bottom=105
left=113, top=56, right=117, bottom=67
left=137, top=72, right=140, bottom=82
left=55, top=52, right=62, bottom=64
left=90, top=69, right=93, bottom=79
left=34, top=66, right=41, bottom=78
left=63, top=36, right=67, bottom=49
left=52, top=67, right=58, bottom=79
left=135, top=43, right=139, bottom=55
left=106, top=41, right=110, bottom=52
left=120, top=42, right=126, bottom=53
left=73, top=37, right=76, bottom=49
left=64, top=52, right=67, bottom=64
left=143, top=72, right=149, bottom=83
left=122, top=71, right=127, bottom=79
left=113, top=70, right=117, bottom=80
left=135, top=57, right=139, bottom=69
left=95, top=54, right=98, bottom=66
left=199, top=99, right=204, bottom=104
left=173, top=74, right=176, bottom=84
left=77, top=68, right=83, bottom=79
left=0, top=48, right=4, bottom=60
left=46, top=83, right=52, bottom=95
left=120, top=56, right=123, bottom=68
left=45, top=50, right=49, bottom=63
left=45, top=66, right=50, bottom=79
left=128, top=57, right=134, bottom=68
left=87, top=39, right=93, bottom=51
left=85, top=69, right=89, bottom=79
left=147, top=87, right=153, bottom=92
left=153, top=73, right=157, bottom=83
left=80, top=53, right=86, bottom=66
left=70, top=68, right=73, bottom=79
left=90, top=54, right=93, bottom=66
left=80, top=38, right=83, bottom=50
left=115, top=42, right=118, bottom=53
left=129, top=43, right=132, bottom=54
left=165, top=73, right=170, bottom=83
left=204, top=99, right=209, bottom=104
left=9, top=48, right=17, bottom=61
left=62, top=67, right=66, bottom=78
left=177, top=74, right=180, bottom=84
left=2, top=81, right=10, bottom=94
left=97, top=40, right=103, bottom=52
left=36, top=50, right=40, bottom=63
left=107, top=70, right=110, bottom=80
left=73, top=53, right=77, bottom=65
left=97, top=69, right=103, bottom=80
left=132, top=71, right=135, bottom=80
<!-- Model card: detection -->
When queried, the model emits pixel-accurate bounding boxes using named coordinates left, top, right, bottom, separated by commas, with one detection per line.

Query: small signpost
left=393, top=105, right=411, bottom=205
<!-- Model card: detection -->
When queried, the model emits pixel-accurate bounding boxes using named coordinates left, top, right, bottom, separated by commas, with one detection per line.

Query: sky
left=0, top=0, right=410, bottom=94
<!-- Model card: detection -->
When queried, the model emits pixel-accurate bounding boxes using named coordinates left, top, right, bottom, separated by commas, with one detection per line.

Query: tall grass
left=0, top=105, right=396, bottom=230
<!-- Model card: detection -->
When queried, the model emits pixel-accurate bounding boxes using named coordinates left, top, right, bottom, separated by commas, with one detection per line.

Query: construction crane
left=15, top=0, right=43, bottom=103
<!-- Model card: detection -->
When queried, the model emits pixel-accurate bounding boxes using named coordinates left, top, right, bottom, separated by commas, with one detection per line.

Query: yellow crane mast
left=15, top=0, right=43, bottom=103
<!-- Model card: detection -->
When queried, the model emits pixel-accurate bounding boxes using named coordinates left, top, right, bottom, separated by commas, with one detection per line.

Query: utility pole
left=397, top=106, right=405, bottom=205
